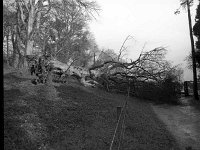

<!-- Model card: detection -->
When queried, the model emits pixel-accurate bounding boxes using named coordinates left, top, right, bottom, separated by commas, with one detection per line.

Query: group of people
left=30, top=55, right=52, bottom=84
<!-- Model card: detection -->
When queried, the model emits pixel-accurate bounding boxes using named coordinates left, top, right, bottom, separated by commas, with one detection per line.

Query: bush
left=135, top=78, right=182, bottom=104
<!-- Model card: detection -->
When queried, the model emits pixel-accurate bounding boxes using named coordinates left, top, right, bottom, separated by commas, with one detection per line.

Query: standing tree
left=36, top=0, right=99, bottom=64
left=175, top=0, right=199, bottom=100
left=193, top=0, right=200, bottom=72
left=15, top=0, right=99, bottom=67
left=3, top=0, right=20, bottom=67
left=16, top=0, right=52, bottom=65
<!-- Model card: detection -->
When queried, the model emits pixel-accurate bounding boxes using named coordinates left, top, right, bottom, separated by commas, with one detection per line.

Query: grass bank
left=4, top=69, right=180, bottom=150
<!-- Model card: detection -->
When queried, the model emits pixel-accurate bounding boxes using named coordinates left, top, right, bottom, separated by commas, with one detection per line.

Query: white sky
left=89, top=0, right=199, bottom=81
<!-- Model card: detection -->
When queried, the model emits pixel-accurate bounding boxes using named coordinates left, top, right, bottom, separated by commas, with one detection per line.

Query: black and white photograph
left=3, top=0, right=200, bottom=149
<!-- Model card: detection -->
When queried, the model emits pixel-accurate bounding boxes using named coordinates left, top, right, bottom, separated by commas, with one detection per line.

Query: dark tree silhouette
left=177, top=0, right=199, bottom=100
left=193, top=0, right=200, bottom=69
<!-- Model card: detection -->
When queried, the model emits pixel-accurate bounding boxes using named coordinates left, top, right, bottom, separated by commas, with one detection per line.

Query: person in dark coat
left=30, top=65, right=35, bottom=75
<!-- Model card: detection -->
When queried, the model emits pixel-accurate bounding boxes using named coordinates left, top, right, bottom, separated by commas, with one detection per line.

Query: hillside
left=4, top=67, right=180, bottom=150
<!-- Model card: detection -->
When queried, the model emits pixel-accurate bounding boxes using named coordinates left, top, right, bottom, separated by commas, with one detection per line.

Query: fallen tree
left=89, top=47, right=167, bottom=83
left=88, top=45, right=183, bottom=102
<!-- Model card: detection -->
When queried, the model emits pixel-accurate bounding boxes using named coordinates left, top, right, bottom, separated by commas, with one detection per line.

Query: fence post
left=117, top=106, right=122, bottom=121
left=184, top=81, right=189, bottom=97
left=116, top=106, right=122, bottom=148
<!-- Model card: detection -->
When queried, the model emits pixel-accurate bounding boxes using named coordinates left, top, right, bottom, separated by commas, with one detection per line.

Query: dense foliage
left=191, top=0, right=200, bottom=81
left=3, top=0, right=100, bottom=68
left=193, top=0, right=200, bottom=69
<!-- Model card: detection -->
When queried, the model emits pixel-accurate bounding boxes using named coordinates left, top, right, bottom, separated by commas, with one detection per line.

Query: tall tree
left=35, top=0, right=99, bottom=65
left=176, top=0, right=199, bottom=100
left=16, top=0, right=51, bottom=57
left=193, top=0, right=200, bottom=69
left=9, top=0, right=99, bottom=68
left=3, top=0, right=17, bottom=66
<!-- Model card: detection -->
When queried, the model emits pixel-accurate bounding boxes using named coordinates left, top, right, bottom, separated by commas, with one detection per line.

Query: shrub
left=135, top=78, right=182, bottom=104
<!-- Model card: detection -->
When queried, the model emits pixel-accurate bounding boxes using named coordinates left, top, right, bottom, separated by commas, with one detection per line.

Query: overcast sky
left=89, top=0, right=199, bottom=81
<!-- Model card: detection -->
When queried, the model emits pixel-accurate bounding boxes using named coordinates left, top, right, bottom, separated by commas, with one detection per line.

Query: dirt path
left=152, top=98, right=200, bottom=150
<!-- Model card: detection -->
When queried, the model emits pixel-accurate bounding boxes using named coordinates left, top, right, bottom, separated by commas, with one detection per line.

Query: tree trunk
left=6, top=34, right=9, bottom=65
left=12, top=46, right=18, bottom=68
left=11, top=27, right=18, bottom=68
left=18, top=53, right=23, bottom=68
left=26, top=40, right=34, bottom=56
left=187, top=0, right=199, bottom=100
left=25, top=0, right=35, bottom=56
left=93, top=53, right=96, bottom=65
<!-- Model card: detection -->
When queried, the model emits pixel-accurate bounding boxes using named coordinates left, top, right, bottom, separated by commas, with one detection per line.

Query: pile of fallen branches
left=88, top=47, right=174, bottom=95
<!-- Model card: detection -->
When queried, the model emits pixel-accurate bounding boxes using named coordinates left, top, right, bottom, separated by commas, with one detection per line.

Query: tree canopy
left=193, top=0, right=200, bottom=69
left=3, top=0, right=100, bottom=68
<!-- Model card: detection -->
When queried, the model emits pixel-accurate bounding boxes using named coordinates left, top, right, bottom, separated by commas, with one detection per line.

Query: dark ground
left=152, top=96, right=200, bottom=150
left=4, top=67, right=181, bottom=150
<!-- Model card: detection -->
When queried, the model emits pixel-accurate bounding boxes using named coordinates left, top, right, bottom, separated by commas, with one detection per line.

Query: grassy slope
left=4, top=68, right=180, bottom=150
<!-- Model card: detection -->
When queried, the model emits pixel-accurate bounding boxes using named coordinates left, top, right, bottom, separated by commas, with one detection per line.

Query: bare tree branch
left=117, top=35, right=134, bottom=61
